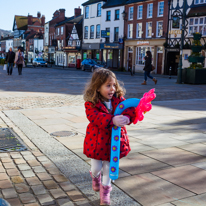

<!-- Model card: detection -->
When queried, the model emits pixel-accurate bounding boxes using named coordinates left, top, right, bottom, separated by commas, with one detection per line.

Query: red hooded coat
left=83, top=96, right=137, bottom=161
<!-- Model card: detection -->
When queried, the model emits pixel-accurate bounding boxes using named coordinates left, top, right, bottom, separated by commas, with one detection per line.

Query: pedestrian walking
left=5, top=47, right=15, bottom=75
left=83, top=68, right=137, bottom=205
left=141, top=51, right=157, bottom=85
left=14, top=48, right=25, bottom=75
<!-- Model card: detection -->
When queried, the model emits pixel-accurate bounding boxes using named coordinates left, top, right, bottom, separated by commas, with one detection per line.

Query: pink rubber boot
left=100, top=184, right=112, bottom=205
left=90, top=171, right=101, bottom=192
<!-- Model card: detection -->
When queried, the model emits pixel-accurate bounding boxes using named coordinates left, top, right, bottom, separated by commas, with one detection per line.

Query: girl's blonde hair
left=83, top=68, right=125, bottom=105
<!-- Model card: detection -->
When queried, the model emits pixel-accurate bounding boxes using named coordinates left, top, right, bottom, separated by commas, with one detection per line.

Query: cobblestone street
left=0, top=66, right=206, bottom=206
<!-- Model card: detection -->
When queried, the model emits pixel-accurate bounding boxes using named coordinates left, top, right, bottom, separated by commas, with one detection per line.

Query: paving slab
left=115, top=173, right=194, bottom=206
left=152, top=165, right=206, bottom=194
left=141, top=147, right=206, bottom=166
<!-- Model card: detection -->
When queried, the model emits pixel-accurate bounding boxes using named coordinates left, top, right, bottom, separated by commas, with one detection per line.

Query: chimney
left=75, top=6, right=81, bottom=17
left=28, top=15, right=33, bottom=25
left=41, top=15, right=45, bottom=26
left=37, top=11, right=41, bottom=18
left=59, top=9, right=65, bottom=17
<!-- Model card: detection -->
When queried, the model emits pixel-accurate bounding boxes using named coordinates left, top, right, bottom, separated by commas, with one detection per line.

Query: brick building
left=124, top=0, right=169, bottom=74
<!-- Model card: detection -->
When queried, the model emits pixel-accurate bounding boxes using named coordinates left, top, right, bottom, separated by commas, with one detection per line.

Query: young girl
left=83, top=68, right=137, bottom=205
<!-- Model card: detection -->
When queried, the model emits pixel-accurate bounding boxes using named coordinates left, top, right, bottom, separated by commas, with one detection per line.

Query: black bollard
left=169, top=66, right=172, bottom=79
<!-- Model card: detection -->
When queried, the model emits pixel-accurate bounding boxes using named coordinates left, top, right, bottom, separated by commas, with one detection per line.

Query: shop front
left=82, top=43, right=101, bottom=61
left=124, top=39, right=165, bottom=74
left=100, top=43, right=123, bottom=69
left=63, top=46, right=81, bottom=68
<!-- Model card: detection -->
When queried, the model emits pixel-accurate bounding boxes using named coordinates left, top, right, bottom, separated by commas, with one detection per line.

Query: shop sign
left=64, top=46, right=76, bottom=50
left=101, top=30, right=110, bottom=38
left=137, top=41, right=150, bottom=46
left=100, top=43, right=123, bottom=49
left=169, top=30, right=182, bottom=37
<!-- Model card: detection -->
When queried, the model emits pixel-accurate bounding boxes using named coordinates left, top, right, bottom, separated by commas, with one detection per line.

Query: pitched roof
left=125, top=0, right=146, bottom=4
left=55, top=15, right=83, bottom=27
left=82, top=0, right=106, bottom=6
left=102, top=0, right=127, bottom=8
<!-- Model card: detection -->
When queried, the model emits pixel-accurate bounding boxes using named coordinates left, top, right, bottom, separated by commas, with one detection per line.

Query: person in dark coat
left=5, top=48, right=15, bottom=75
left=142, top=50, right=157, bottom=85
left=83, top=68, right=137, bottom=205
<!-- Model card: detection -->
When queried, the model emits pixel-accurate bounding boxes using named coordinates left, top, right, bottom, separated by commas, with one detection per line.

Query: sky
left=0, top=0, right=85, bottom=31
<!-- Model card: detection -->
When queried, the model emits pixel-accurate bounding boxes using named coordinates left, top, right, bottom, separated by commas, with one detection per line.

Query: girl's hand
left=112, top=115, right=129, bottom=127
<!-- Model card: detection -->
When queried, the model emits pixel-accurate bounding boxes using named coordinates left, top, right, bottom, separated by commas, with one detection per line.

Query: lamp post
left=177, top=0, right=187, bottom=84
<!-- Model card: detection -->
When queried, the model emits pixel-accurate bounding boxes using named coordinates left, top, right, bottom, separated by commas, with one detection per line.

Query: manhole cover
left=0, top=128, right=27, bottom=152
left=50, top=131, right=76, bottom=137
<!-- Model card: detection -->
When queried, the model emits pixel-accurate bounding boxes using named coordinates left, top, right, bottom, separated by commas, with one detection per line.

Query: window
left=147, top=3, right=153, bottom=18
left=188, top=17, right=206, bottom=36
left=194, top=0, right=206, bottom=4
left=128, top=24, right=133, bottom=38
left=115, top=9, right=120, bottom=20
left=84, top=26, right=88, bottom=39
left=96, top=24, right=100, bottom=38
left=146, top=22, right=152, bottom=37
left=58, top=28, right=60, bottom=35
left=136, top=47, right=152, bottom=65
left=61, top=26, right=64, bottom=35
left=97, top=3, right=101, bottom=17
left=114, top=27, right=119, bottom=42
left=129, top=7, right=134, bottom=20
left=137, top=5, right=143, bottom=19
left=85, top=6, right=89, bottom=19
left=157, top=21, right=163, bottom=37
left=136, top=23, right=142, bottom=38
left=105, top=28, right=110, bottom=42
left=90, top=25, right=94, bottom=39
left=106, top=11, right=111, bottom=21
left=158, top=2, right=164, bottom=16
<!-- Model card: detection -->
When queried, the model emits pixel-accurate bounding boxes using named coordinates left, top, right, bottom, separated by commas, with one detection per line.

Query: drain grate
left=0, top=128, right=27, bottom=152
left=50, top=131, right=76, bottom=137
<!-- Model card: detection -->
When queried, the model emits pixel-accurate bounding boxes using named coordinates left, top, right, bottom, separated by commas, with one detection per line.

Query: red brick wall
left=124, top=0, right=168, bottom=39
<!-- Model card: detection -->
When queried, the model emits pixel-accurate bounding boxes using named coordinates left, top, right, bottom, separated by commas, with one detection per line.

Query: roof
left=82, top=0, right=106, bottom=6
left=102, top=0, right=127, bottom=8
left=13, top=15, right=42, bottom=31
left=187, top=5, right=206, bottom=17
left=55, top=15, right=83, bottom=27
left=125, top=0, right=146, bottom=4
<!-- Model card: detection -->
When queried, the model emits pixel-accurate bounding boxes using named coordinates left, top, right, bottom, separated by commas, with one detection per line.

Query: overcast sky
left=0, top=0, right=84, bottom=31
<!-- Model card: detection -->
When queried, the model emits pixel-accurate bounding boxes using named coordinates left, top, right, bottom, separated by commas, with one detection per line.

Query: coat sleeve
left=85, top=102, right=114, bottom=130
left=119, top=96, right=137, bottom=124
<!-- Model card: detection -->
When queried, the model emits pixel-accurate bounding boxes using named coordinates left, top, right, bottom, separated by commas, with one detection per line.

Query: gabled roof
left=82, top=0, right=106, bottom=6
left=102, top=0, right=127, bottom=8
left=55, top=15, right=83, bottom=27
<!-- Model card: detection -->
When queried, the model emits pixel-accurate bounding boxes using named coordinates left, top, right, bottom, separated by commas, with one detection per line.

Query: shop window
left=68, top=56, right=76, bottom=64
left=136, top=47, right=153, bottom=65
left=137, top=5, right=143, bottom=19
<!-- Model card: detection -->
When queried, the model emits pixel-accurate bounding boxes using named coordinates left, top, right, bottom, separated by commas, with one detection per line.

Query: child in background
left=83, top=68, right=137, bottom=205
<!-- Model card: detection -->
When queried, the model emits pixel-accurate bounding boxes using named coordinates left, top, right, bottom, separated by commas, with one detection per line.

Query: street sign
left=101, top=30, right=110, bottom=38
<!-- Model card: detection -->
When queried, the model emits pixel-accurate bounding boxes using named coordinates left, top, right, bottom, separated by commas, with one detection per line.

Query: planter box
left=191, top=45, right=203, bottom=53
left=183, top=68, right=206, bottom=84
left=188, top=56, right=205, bottom=63
left=193, top=33, right=202, bottom=40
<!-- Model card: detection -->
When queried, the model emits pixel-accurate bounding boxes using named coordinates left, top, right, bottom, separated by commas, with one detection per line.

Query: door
left=128, top=53, right=133, bottom=71
left=157, top=53, right=163, bottom=74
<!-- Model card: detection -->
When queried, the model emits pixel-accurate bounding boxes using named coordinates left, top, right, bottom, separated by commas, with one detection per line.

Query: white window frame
left=146, top=22, right=152, bottom=38
left=136, top=46, right=152, bottom=65
left=136, top=23, right=142, bottom=38
left=129, top=7, right=134, bottom=20
left=158, top=1, right=164, bottom=17
left=128, top=24, right=133, bottom=38
left=147, top=3, right=153, bottom=18
left=85, top=6, right=89, bottom=19
left=156, top=21, right=163, bottom=37
left=137, top=5, right=143, bottom=19
left=188, top=16, right=206, bottom=36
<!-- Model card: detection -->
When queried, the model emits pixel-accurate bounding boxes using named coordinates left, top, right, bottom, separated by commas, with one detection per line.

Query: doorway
left=127, top=47, right=133, bottom=71
left=157, top=53, right=163, bottom=74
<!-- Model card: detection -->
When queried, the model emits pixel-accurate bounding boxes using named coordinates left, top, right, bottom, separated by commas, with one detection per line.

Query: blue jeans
left=144, top=71, right=153, bottom=81
left=7, top=63, right=13, bottom=75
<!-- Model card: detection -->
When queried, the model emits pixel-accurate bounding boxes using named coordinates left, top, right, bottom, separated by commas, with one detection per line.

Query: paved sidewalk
left=0, top=67, right=206, bottom=205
